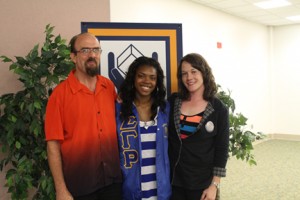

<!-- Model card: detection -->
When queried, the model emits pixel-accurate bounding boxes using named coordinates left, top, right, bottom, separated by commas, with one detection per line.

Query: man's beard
left=85, top=58, right=99, bottom=77
left=86, top=67, right=98, bottom=77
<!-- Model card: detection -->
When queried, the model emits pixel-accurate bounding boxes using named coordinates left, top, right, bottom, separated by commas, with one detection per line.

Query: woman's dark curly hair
left=177, top=53, right=217, bottom=101
left=119, top=56, right=166, bottom=120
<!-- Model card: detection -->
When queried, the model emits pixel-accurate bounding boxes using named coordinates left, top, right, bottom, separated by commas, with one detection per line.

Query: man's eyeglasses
left=75, top=48, right=102, bottom=54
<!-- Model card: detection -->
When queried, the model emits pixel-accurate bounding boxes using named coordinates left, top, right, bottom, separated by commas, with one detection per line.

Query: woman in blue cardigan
left=116, top=56, right=171, bottom=200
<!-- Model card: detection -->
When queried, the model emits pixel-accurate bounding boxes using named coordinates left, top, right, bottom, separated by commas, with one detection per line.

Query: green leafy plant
left=217, top=87, right=265, bottom=166
left=0, top=24, right=74, bottom=200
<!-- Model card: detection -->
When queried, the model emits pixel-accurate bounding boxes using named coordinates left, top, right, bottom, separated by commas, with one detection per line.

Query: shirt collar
left=67, top=70, right=108, bottom=94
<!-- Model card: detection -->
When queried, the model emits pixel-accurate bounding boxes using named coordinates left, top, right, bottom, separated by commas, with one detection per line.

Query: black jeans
left=74, top=183, right=122, bottom=200
left=171, top=186, right=204, bottom=200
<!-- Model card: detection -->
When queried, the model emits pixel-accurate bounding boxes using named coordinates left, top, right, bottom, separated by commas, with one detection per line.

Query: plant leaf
left=15, top=141, right=21, bottom=149
left=0, top=55, right=13, bottom=62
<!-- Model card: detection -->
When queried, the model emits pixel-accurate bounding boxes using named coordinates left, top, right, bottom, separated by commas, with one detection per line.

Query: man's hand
left=56, top=189, right=73, bottom=200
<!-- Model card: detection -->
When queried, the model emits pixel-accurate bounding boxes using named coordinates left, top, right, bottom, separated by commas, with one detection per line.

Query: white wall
left=110, top=0, right=272, bottom=134
left=272, top=25, right=300, bottom=135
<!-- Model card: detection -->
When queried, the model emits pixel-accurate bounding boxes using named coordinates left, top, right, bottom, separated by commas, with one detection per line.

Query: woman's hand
left=200, top=184, right=217, bottom=200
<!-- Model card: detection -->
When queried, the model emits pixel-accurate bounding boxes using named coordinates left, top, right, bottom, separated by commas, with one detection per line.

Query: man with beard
left=45, top=33, right=122, bottom=200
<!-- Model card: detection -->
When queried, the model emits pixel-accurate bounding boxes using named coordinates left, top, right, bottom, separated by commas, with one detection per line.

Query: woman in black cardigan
left=168, top=53, right=229, bottom=200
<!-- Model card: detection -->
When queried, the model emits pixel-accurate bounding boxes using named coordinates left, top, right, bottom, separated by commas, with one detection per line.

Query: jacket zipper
left=171, top=129, right=182, bottom=184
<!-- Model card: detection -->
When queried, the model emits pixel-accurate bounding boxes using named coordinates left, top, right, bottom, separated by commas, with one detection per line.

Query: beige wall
left=0, top=1, right=110, bottom=198
left=0, top=0, right=110, bottom=96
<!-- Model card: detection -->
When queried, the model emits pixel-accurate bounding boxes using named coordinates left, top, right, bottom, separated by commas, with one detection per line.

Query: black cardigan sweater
left=168, top=93, right=229, bottom=189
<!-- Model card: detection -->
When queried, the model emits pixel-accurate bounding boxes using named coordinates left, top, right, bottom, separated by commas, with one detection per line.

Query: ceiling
left=191, top=0, right=300, bottom=26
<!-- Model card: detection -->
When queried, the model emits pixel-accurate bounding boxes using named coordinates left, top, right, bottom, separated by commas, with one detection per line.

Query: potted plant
left=217, top=87, right=264, bottom=166
left=0, top=24, right=74, bottom=199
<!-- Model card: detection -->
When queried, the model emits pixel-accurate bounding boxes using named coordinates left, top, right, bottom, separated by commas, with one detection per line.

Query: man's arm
left=47, top=140, right=73, bottom=200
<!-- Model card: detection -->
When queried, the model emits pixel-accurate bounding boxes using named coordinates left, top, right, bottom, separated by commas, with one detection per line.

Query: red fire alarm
left=217, top=42, right=222, bottom=49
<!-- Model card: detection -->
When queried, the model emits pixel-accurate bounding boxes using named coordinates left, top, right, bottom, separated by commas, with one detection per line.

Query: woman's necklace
left=139, top=120, right=155, bottom=129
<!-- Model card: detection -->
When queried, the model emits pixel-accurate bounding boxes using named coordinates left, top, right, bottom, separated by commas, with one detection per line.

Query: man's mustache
left=87, top=57, right=97, bottom=63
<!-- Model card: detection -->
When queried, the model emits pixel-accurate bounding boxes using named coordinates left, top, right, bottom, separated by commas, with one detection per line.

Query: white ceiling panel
left=191, top=0, right=300, bottom=26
